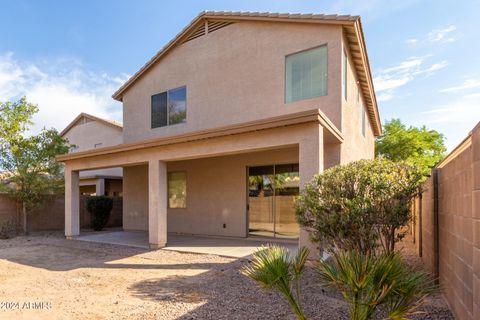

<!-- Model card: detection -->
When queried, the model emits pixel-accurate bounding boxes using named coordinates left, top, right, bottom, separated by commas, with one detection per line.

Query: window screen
left=285, top=45, right=327, bottom=103
left=151, top=91, right=168, bottom=128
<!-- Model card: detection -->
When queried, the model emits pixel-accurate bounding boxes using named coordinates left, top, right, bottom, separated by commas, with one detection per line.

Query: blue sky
left=0, top=0, right=479, bottom=150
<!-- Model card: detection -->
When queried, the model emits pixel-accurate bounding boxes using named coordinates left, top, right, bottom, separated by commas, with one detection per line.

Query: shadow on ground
left=0, top=232, right=454, bottom=319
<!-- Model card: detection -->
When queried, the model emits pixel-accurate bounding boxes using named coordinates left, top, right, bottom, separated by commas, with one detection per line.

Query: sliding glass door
left=248, top=164, right=300, bottom=238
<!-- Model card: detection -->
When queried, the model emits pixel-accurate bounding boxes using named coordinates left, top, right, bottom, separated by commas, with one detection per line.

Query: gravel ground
left=0, top=232, right=453, bottom=319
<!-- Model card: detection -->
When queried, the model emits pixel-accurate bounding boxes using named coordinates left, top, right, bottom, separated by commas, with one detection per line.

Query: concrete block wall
left=0, top=194, right=123, bottom=232
left=417, top=122, right=480, bottom=320
left=419, top=177, right=436, bottom=275
left=472, top=125, right=480, bottom=320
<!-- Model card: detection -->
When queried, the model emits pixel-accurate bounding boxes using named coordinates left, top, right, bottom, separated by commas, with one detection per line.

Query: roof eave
left=60, top=112, right=123, bottom=137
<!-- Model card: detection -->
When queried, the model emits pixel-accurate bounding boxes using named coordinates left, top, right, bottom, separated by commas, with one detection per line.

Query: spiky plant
left=317, top=250, right=438, bottom=320
left=241, top=245, right=310, bottom=320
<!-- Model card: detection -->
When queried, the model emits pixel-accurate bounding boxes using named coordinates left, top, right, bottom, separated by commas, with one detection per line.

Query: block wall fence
left=0, top=194, right=122, bottom=232
left=413, top=122, right=480, bottom=320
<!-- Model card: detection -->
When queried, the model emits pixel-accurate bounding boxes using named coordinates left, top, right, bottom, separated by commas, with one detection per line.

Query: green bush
left=317, top=250, right=438, bottom=320
left=0, top=219, right=18, bottom=239
left=295, top=159, right=423, bottom=255
left=86, top=196, right=113, bottom=231
left=242, top=246, right=310, bottom=320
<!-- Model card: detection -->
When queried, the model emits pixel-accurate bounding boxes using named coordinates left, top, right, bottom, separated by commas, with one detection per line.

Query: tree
left=295, top=159, right=423, bottom=255
left=0, top=97, right=71, bottom=233
left=375, top=119, right=446, bottom=177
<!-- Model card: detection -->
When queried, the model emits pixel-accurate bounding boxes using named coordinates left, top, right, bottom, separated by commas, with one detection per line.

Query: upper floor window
left=151, top=86, right=186, bottom=128
left=342, top=50, right=348, bottom=100
left=285, top=45, right=327, bottom=103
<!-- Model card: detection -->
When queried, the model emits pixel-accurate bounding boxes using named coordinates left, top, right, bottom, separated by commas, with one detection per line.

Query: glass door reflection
left=248, top=165, right=275, bottom=237
left=248, top=164, right=299, bottom=238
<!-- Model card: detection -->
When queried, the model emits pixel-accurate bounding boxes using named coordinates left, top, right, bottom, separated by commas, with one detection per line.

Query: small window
left=285, top=45, right=327, bottom=103
left=168, top=171, right=187, bottom=208
left=151, top=86, right=186, bottom=128
left=342, top=50, right=348, bottom=100
left=94, top=143, right=103, bottom=148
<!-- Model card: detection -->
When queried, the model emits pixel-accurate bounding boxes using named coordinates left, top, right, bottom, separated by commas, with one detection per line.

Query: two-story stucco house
left=57, top=11, right=381, bottom=251
left=61, top=113, right=123, bottom=196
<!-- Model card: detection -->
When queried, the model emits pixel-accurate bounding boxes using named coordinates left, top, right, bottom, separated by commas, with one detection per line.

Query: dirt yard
left=0, top=232, right=453, bottom=320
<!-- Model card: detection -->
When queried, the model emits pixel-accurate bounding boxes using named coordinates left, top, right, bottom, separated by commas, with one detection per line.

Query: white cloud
left=374, top=76, right=411, bottom=92
left=420, top=94, right=480, bottom=151
left=376, top=92, right=394, bottom=102
left=0, top=52, right=128, bottom=134
left=427, top=25, right=457, bottom=43
left=373, top=57, right=447, bottom=99
left=440, top=79, right=480, bottom=93
left=413, top=61, right=448, bottom=75
left=405, top=25, right=458, bottom=46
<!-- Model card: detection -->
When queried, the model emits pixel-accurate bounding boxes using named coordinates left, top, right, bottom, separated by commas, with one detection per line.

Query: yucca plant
left=241, top=245, right=310, bottom=320
left=317, top=250, right=438, bottom=320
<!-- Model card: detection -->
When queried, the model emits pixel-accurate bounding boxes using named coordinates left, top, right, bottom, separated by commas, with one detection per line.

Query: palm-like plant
left=242, top=245, right=310, bottom=320
left=317, top=250, right=438, bottom=320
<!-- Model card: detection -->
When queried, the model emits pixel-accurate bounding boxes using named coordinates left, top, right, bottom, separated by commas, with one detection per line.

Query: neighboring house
left=61, top=113, right=123, bottom=196
left=57, top=12, right=381, bottom=250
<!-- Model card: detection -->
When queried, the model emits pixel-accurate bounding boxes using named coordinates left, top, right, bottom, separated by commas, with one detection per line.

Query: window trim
left=151, top=85, right=187, bottom=129
left=284, top=43, right=329, bottom=104
left=167, top=170, right=187, bottom=209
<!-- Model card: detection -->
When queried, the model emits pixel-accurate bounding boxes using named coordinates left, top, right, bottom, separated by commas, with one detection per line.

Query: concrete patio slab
left=76, top=231, right=298, bottom=258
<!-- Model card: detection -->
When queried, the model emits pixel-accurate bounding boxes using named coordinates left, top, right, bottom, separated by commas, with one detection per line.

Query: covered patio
left=57, top=109, right=344, bottom=256
left=76, top=231, right=298, bottom=258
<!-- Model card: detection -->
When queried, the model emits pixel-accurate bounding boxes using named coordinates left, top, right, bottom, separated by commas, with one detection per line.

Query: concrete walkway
left=76, top=231, right=298, bottom=258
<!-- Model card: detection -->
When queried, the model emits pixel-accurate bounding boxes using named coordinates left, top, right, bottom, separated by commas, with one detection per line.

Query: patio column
left=148, top=159, right=168, bottom=249
left=95, top=178, right=105, bottom=196
left=65, top=167, right=80, bottom=239
left=299, top=123, right=324, bottom=259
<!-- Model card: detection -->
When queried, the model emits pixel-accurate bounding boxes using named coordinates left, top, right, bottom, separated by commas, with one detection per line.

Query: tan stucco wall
left=63, top=119, right=123, bottom=178
left=339, top=35, right=375, bottom=163
left=122, top=21, right=343, bottom=143
left=123, top=147, right=298, bottom=236
left=63, top=120, right=123, bottom=152
left=123, top=165, right=149, bottom=231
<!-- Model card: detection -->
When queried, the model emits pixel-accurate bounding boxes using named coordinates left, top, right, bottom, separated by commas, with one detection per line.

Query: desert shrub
left=0, top=219, right=18, bottom=239
left=317, top=250, right=438, bottom=320
left=86, top=196, right=113, bottom=231
left=242, top=246, right=310, bottom=320
left=295, top=159, right=423, bottom=255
